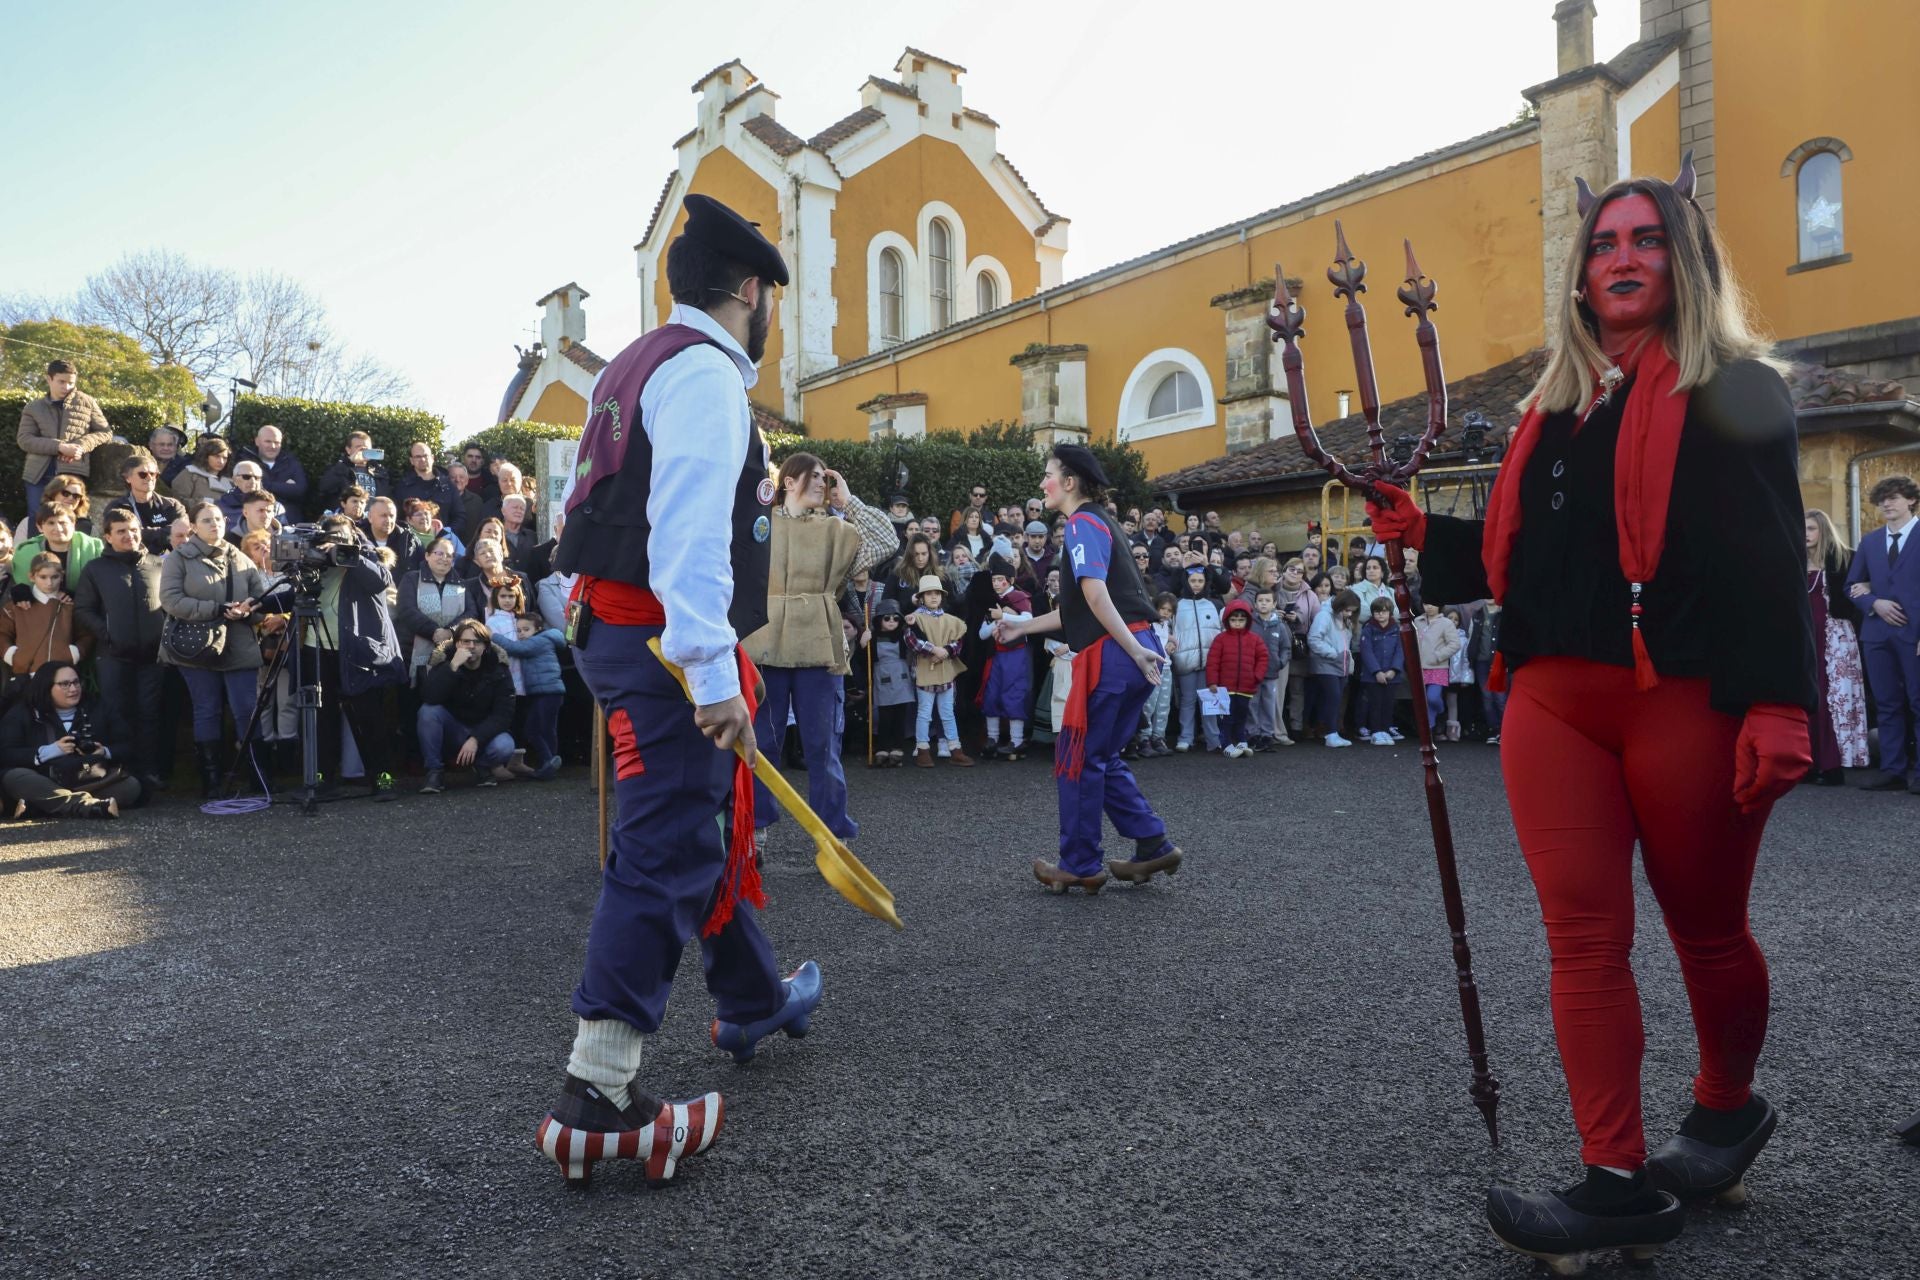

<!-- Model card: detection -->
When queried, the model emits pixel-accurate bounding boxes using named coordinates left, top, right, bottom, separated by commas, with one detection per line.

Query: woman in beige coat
left=743, top=452, right=899, bottom=842
left=160, top=501, right=269, bottom=795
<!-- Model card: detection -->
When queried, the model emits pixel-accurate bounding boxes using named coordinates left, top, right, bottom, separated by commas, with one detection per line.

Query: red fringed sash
left=577, top=577, right=766, bottom=936
left=1055, top=620, right=1154, bottom=781
left=1480, top=341, right=1688, bottom=694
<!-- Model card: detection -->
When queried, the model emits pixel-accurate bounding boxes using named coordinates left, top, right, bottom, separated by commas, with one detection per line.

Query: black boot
left=1487, top=1166, right=1683, bottom=1274
left=1646, top=1094, right=1778, bottom=1206
left=195, top=742, right=223, bottom=800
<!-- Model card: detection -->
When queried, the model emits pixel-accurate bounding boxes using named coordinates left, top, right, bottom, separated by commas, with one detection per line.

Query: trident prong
left=1268, top=225, right=1499, bottom=1154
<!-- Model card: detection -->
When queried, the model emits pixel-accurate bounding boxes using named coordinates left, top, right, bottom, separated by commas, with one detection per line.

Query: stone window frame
left=1780, top=137, right=1853, bottom=269
left=916, top=201, right=969, bottom=334
left=967, top=254, right=1012, bottom=319
left=1117, top=347, right=1217, bottom=443
left=865, top=231, right=920, bottom=353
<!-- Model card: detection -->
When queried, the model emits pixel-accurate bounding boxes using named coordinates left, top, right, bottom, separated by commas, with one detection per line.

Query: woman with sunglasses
left=0, top=661, right=141, bottom=819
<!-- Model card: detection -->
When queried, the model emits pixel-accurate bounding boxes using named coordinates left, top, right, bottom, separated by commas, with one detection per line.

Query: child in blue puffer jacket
left=1355, top=596, right=1404, bottom=746
left=492, top=612, right=567, bottom=779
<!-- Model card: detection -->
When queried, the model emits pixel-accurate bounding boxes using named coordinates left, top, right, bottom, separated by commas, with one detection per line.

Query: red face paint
left=1583, top=192, right=1673, bottom=352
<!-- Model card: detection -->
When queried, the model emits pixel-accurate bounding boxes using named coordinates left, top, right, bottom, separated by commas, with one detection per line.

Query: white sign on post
left=535, top=438, right=580, bottom=540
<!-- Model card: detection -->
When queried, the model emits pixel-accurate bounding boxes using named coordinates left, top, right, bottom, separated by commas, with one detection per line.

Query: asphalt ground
left=1, top=741, right=1916, bottom=1280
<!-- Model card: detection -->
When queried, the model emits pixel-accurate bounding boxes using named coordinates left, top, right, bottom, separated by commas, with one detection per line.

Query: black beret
left=681, top=194, right=789, bottom=286
left=1051, top=443, right=1109, bottom=490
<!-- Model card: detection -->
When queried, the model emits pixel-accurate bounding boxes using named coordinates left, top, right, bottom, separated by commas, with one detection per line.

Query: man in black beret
left=540, top=193, right=819, bottom=1186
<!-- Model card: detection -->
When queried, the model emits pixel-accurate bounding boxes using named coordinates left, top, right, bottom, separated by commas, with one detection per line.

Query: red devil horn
left=1575, top=175, right=1598, bottom=218
left=1673, top=149, right=1697, bottom=200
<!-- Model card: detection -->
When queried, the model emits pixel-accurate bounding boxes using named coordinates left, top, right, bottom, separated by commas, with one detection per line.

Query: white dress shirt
left=576, top=303, right=764, bottom=706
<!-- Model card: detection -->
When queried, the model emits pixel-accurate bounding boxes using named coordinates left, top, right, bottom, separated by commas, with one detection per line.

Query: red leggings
left=1502, top=658, right=1772, bottom=1169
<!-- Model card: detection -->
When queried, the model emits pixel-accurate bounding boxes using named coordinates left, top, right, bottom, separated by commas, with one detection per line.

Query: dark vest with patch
left=554, top=324, right=773, bottom=636
left=1060, top=506, right=1157, bottom=651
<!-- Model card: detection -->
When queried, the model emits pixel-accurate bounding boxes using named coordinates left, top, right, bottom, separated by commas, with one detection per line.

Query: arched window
left=878, top=248, right=905, bottom=345
left=976, top=272, right=999, bottom=315
left=928, top=219, right=953, bottom=329
left=1796, top=150, right=1845, bottom=263
left=1148, top=369, right=1202, bottom=419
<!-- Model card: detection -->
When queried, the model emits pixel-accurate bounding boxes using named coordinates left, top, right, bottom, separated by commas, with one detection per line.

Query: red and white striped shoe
left=535, top=1074, right=724, bottom=1186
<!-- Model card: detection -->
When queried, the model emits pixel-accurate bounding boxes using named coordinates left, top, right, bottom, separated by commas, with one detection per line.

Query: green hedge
left=225, top=394, right=447, bottom=496
left=454, top=420, right=582, bottom=477
left=763, top=424, right=1152, bottom=525
left=0, top=389, right=170, bottom=515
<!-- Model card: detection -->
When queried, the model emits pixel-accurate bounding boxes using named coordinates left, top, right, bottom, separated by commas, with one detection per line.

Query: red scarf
left=1481, top=340, right=1689, bottom=693
left=1055, top=620, right=1155, bottom=780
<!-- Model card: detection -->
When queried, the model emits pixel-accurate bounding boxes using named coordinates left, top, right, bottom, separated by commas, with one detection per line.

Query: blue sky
left=4, top=0, right=1637, bottom=440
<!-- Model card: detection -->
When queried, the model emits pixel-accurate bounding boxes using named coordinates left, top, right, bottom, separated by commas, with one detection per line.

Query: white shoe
left=1174, top=741, right=1191, bottom=752
left=1236, top=743, right=1253, bottom=757
left=1273, top=734, right=1295, bottom=746
left=1222, top=743, right=1242, bottom=759
left=1486, top=733, right=1501, bottom=745
left=1388, top=727, right=1405, bottom=741
left=1371, top=732, right=1394, bottom=746
left=1325, top=733, right=1353, bottom=748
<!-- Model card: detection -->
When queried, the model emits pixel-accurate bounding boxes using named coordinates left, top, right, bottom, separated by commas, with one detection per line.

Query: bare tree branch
left=230, top=271, right=328, bottom=395
left=77, top=249, right=238, bottom=381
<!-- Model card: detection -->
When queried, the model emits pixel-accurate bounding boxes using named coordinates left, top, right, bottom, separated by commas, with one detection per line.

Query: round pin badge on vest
left=753, top=515, right=771, bottom=543
left=757, top=478, right=776, bottom=506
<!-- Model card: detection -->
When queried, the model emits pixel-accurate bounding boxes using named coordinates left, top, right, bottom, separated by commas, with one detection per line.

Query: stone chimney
left=1553, top=0, right=1596, bottom=73
left=537, top=283, right=588, bottom=353
left=1010, top=344, right=1089, bottom=448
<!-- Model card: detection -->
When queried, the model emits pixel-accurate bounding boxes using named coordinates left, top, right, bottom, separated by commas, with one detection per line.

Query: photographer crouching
left=283, top=515, right=407, bottom=800
left=0, top=661, right=141, bottom=819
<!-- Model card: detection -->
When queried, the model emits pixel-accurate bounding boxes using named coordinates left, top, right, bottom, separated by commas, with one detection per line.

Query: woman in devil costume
left=1369, top=156, right=1815, bottom=1273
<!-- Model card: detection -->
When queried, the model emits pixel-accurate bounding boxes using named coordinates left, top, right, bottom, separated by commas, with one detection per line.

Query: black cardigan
left=1419, top=358, right=1816, bottom=716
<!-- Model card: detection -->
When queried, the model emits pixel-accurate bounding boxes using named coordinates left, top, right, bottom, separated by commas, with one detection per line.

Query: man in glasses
left=949, top=482, right=992, bottom=537
left=218, top=460, right=284, bottom=527
left=237, top=423, right=310, bottom=520
left=102, top=451, right=188, bottom=556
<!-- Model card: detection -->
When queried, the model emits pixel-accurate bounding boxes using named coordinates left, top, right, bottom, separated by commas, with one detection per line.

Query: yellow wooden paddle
left=646, top=637, right=902, bottom=930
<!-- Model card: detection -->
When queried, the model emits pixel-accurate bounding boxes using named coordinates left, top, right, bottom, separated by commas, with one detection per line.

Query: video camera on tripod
left=271, top=523, right=360, bottom=573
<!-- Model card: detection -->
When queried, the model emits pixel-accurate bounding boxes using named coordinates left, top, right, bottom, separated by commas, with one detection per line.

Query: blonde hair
left=1805, top=508, right=1849, bottom=571
left=1528, top=177, right=1775, bottom=416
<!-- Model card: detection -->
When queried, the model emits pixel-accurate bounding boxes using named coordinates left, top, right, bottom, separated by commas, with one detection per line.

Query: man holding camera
left=296, top=516, right=406, bottom=799
left=537, top=194, right=818, bottom=1186
left=17, top=360, right=112, bottom=518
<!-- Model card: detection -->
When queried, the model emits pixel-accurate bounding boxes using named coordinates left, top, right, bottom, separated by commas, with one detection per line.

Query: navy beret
left=681, top=193, right=789, bottom=287
left=1051, top=443, right=1108, bottom=490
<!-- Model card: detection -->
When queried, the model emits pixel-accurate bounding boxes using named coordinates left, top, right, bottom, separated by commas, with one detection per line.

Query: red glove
left=1732, top=703, right=1811, bottom=814
left=1365, top=482, right=1427, bottom=551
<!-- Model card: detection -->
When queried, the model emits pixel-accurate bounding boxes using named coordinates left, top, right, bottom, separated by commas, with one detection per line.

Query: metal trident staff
left=1269, top=222, right=1501, bottom=1148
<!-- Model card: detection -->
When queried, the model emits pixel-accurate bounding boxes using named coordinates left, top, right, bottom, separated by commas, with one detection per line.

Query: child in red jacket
left=1206, top=599, right=1269, bottom=758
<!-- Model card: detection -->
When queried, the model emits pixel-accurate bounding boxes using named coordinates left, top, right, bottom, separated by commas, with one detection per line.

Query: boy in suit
left=1846, top=474, right=1920, bottom=792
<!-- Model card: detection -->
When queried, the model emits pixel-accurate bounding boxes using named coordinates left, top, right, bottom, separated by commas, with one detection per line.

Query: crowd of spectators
left=7, top=354, right=1915, bottom=822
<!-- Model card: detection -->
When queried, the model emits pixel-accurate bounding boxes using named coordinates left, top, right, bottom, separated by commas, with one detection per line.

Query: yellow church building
left=500, top=0, right=1919, bottom=538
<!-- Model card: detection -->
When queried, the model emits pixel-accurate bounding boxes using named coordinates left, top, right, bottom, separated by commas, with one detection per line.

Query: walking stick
left=1270, top=225, right=1501, bottom=1148
left=595, top=704, right=608, bottom=870
left=865, top=592, right=875, bottom=766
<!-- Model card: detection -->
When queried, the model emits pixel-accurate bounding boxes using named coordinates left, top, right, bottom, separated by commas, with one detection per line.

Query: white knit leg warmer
left=566, top=1017, right=646, bottom=1111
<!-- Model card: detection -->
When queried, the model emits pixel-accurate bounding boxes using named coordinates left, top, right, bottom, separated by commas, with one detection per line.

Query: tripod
left=229, top=570, right=336, bottom=815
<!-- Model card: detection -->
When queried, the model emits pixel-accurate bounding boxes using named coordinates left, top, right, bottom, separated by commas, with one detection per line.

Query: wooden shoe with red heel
left=535, top=1074, right=723, bottom=1186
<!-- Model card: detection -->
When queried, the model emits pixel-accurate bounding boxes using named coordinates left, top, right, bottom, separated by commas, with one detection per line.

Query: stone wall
left=1641, top=0, right=1714, bottom=213
left=1212, top=281, right=1296, bottom=454
left=1010, top=344, right=1089, bottom=447
left=1534, top=76, right=1618, bottom=337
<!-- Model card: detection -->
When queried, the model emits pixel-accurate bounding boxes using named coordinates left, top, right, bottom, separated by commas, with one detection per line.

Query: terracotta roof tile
left=1153, top=349, right=1549, bottom=496
left=560, top=339, right=609, bottom=376
left=741, top=113, right=805, bottom=156
left=996, top=152, right=1056, bottom=219
left=808, top=106, right=885, bottom=151
left=638, top=170, right=680, bottom=251
left=690, top=59, right=754, bottom=94
left=1786, top=362, right=1906, bottom=408
left=962, top=106, right=998, bottom=127
left=865, top=75, right=918, bottom=101
left=1605, top=32, right=1686, bottom=86
left=535, top=282, right=588, bottom=307
left=901, top=47, right=967, bottom=73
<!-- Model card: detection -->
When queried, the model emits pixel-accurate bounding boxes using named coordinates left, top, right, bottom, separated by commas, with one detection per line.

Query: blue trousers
left=416, top=704, right=513, bottom=770
left=572, top=620, right=782, bottom=1031
left=179, top=666, right=259, bottom=744
left=1861, top=633, right=1920, bottom=779
left=753, top=664, right=855, bottom=840
left=521, top=692, right=563, bottom=766
left=1056, top=633, right=1169, bottom=876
